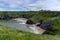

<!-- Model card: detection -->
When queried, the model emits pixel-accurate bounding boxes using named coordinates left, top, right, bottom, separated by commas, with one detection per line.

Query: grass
left=0, top=25, right=60, bottom=40
left=0, top=11, right=60, bottom=40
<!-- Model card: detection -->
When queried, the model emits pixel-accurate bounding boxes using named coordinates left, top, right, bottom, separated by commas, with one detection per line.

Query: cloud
left=0, top=0, right=60, bottom=11
left=25, top=0, right=60, bottom=11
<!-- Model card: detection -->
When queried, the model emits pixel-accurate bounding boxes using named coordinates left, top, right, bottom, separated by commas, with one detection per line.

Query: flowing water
left=0, top=19, right=43, bottom=34
left=0, top=19, right=29, bottom=31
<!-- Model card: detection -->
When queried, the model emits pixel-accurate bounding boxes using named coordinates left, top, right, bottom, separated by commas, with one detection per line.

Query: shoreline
left=12, top=18, right=28, bottom=21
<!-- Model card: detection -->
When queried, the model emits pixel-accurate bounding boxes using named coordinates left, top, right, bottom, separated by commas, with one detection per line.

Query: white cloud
left=25, top=0, right=60, bottom=11
left=0, top=0, right=60, bottom=11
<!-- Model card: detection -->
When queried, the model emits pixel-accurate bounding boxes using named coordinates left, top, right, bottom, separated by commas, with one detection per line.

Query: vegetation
left=0, top=11, right=60, bottom=20
left=0, top=11, right=60, bottom=30
left=0, top=25, right=60, bottom=40
left=0, top=11, right=60, bottom=40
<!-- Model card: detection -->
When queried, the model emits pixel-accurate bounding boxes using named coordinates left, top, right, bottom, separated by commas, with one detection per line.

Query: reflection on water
left=27, top=25, right=40, bottom=34
left=0, top=20, right=29, bottom=31
left=0, top=19, right=40, bottom=34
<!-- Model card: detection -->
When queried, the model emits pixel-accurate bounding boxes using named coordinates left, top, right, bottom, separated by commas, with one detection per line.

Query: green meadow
left=0, top=11, right=60, bottom=40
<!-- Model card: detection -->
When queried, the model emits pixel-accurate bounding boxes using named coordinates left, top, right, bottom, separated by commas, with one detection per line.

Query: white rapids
left=13, top=18, right=46, bottom=34
left=13, top=18, right=27, bottom=24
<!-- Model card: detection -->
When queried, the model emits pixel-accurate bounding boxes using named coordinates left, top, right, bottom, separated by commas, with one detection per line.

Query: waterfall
left=28, top=25, right=40, bottom=34
left=13, top=18, right=27, bottom=24
left=13, top=18, right=45, bottom=34
left=19, top=20, right=27, bottom=24
left=27, top=24, right=46, bottom=34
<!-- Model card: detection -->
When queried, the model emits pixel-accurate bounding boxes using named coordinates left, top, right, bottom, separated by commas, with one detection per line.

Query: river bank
left=0, top=11, right=60, bottom=40
left=12, top=18, right=54, bottom=34
left=12, top=18, right=46, bottom=34
left=0, top=24, right=60, bottom=40
left=0, top=11, right=59, bottom=34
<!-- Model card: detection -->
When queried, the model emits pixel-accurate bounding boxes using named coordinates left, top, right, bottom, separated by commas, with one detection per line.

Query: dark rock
left=36, top=20, right=44, bottom=26
left=0, top=15, right=6, bottom=19
left=21, top=14, right=30, bottom=19
left=36, top=24, right=40, bottom=26
left=0, top=15, right=10, bottom=19
left=38, top=20, right=57, bottom=30
left=0, top=15, right=19, bottom=20
left=26, top=19, right=34, bottom=24
left=3, top=15, right=10, bottom=19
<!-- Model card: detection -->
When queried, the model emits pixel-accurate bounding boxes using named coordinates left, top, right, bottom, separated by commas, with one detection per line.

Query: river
left=0, top=18, right=45, bottom=34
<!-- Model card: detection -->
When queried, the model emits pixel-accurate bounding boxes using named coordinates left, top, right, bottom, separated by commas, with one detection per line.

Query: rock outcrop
left=36, top=20, right=57, bottom=31
left=0, top=15, right=19, bottom=19
left=26, top=19, right=34, bottom=24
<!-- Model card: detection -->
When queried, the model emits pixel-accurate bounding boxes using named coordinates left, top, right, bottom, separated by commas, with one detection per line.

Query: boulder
left=26, top=19, right=34, bottom=24
left=36, top=20, right=44, bottom=26
left=37, top=20, right=57, bottom=30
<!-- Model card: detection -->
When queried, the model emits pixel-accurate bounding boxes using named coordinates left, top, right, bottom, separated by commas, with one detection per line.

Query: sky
left=0, top=0, right=60, bottom=11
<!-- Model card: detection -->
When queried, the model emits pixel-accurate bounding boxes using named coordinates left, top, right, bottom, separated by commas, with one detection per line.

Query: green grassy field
left=0, top=11, right=60, bottom=40
left=0, top=25, right=60, bottom=40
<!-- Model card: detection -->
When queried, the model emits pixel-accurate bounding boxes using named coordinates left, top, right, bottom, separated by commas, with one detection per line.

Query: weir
left=11, top=18, right=46, bottom=34
left=0, top=18, right=46, bottom=34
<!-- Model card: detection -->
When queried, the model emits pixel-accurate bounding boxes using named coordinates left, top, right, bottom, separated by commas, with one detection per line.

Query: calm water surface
left=0, top=20, right=30, bottom=31
left=0, top=19, right=40, bottom=34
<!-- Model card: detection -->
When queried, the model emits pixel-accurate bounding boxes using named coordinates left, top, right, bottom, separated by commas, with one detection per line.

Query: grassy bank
left=0, top=11, right=60, bottom=32
left=0, top=11, right=60, bottom=40
left=0, top=25, right=60, bottom=40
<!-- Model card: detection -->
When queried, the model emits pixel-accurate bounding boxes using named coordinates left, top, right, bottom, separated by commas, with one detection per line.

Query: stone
left=39, top=20, right=57, bottom=30
left=26, top=19, right=34, bottom=24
